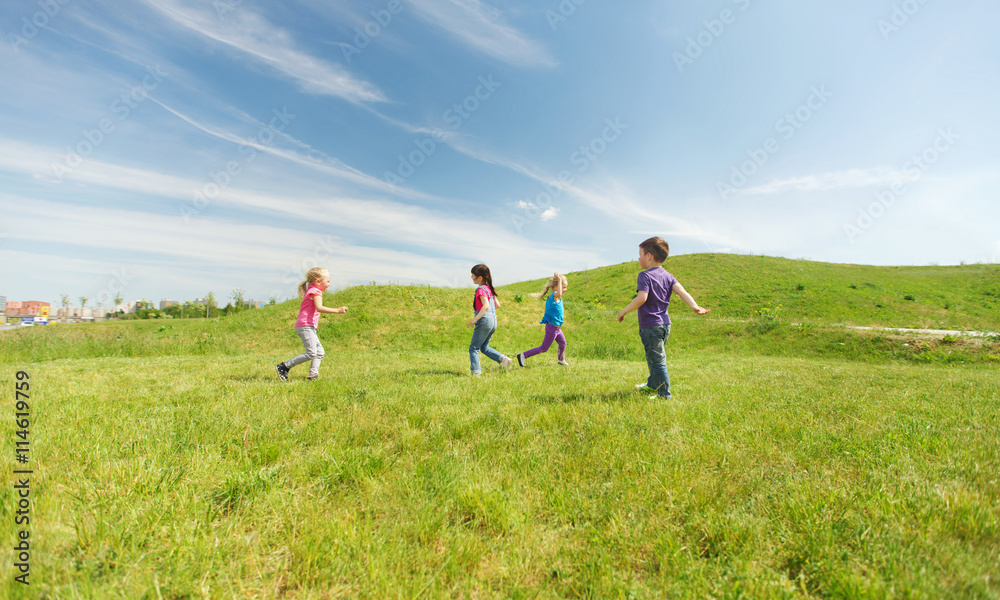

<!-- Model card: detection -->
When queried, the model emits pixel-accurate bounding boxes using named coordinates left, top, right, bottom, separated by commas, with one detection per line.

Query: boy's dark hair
left=639, top=237, right=670, bottom=263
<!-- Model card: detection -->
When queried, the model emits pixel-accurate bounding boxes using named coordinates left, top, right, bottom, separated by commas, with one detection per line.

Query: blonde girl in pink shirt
left=275, top=268, right=348, bottom=381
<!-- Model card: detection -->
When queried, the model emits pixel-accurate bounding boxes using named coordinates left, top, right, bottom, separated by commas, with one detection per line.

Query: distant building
left=4, top=301, right=50, bottom=317
left=160, top=299, right=178, bottom=310
left=5, top=300, right=22, bottom=316
left=91, top=308, right=114, bottom=319
left=130, top=300, right=154, bottom=313
left=0, top=296, right=6, bottom=313
left=21, top=301, right=50, bottom=317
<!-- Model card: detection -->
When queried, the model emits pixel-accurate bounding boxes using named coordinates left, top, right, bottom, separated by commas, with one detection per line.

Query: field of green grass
left=1, top=255, right=998, bottom=598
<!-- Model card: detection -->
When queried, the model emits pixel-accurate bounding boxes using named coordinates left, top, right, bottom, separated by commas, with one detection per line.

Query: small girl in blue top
left=516, top=272, right=569, bottom=367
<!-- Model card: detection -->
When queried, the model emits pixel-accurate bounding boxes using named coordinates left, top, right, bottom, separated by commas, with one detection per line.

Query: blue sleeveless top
left=540, top=293, right=563, bottom=327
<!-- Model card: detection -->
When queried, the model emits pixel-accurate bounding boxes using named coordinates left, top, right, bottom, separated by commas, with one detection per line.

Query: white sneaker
left=501, top=356, right=513, bottom=370
left=557, top=360, right=570, bottom=366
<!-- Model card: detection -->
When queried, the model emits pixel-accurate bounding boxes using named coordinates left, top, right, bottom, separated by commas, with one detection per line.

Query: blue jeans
left=639, top=325, right=671, bottom=398
left=469, top=315, right=503, bottom=374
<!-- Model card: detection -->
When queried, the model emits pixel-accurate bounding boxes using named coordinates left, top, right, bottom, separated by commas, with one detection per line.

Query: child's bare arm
left=553, top=272, right=563, bottom=300
left=467, top=305, right=489, bottom=327
left=673, top=282, right=709, bottom=315
left=617, top=291, right=648, bottom=322
left=313, top=295, right=348, bottom=315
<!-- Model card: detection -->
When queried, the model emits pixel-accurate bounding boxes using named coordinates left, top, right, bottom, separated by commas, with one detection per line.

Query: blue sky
left=1, top=0, right=997, bottom=307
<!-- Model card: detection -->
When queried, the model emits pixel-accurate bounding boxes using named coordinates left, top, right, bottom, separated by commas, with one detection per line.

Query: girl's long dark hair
left=471, top=264, right=497, bottom=298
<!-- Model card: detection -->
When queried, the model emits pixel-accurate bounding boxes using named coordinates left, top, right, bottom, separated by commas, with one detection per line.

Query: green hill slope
left=2, top=254, right=998, bottom=365
left=506, top=253, right=1000, bottom=331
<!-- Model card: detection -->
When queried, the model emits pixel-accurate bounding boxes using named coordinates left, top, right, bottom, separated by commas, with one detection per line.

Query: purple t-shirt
left=637, top=267, right=677, bottom=329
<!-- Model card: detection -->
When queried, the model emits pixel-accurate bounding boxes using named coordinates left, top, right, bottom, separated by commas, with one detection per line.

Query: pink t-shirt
left=473, top=285, right=493, bottom=312
left=295, top=285, right=323, bottom=328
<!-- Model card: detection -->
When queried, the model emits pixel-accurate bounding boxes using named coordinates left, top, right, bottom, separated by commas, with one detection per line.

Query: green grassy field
left=1, top=255, right=998, bottom=598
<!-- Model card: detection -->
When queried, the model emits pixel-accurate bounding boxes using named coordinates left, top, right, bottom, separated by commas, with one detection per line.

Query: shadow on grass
left=405, top=368, right=469, bottom=377
left=228, top=375, right=271, bottom=383
left=528, top=390, right=641, bottom=404
left=229, top=372, right=318, bottom=383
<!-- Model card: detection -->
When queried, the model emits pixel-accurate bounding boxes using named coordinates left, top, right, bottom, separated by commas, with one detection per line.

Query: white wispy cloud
left=141, top=0, right=387, bottom=103
left=441, top=137, right=739, bottom=248
left=0, top=140, right=604, bottom=279
left=739, top=167, right=917, bottom=197
left=407, top=0, right=558, bottom=68
left=143, top=98, right=442, bottom=201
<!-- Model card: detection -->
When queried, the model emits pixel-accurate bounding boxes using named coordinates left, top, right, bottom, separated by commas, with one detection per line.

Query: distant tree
left=205, top=292, right=218, bottom=318
left=186, top=301, right=205, bottom=319
left=79, top=296, right=88, bottom=319
left=61, top=294, right=70, bottom=323
left=230, top=289, right=246, bottom=313
left=269, top=295, right=278, bottom=305
left=113, top=292, right=124, bottom=319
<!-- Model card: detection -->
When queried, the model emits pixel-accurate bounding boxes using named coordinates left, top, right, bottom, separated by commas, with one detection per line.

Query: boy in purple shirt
left=617, top=237, right=710, bottom=398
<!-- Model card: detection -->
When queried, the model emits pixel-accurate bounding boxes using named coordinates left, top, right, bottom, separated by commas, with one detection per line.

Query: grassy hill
left=507, top=253, right=1000, bottom=331
left=4, top=254, right=997, bottom=366
left=1, top=254, right=998, bottom=598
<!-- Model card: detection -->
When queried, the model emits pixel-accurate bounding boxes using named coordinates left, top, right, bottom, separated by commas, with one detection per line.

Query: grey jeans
left=286, top=326, right=325, bottom=377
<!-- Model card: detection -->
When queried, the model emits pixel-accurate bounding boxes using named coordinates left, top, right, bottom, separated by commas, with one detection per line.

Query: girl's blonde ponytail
left=298, top=267, right=330, bottom=296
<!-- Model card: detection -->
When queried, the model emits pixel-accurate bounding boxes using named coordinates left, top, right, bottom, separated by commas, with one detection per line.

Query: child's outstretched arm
left=617, top=291, right=648, bottom=322
left=466, top=304, right=489, bottom=327
left=313, top=294, right=348, bottom=315
left=553, top=271, right=563, bottom=300
left=673, top=282, right=710, bottom=315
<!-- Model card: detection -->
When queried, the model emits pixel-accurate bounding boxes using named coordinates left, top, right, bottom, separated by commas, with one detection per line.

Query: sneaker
left=275, top=362, right=289, bottom=381
left=517, top=353, right=526, bottom=367
left=501, top=356, right=513, bottom=370
left=634, top=383, right=657, bottom=394
left=306, top=375, right=319, bottom=381
left=557, top=359, right=570, bottom=366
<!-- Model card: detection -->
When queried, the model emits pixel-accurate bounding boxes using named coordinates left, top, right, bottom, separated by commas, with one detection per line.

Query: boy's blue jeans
left=639, top=324, right=671, bottom=398
left=469, top=315, right=503, bottom=374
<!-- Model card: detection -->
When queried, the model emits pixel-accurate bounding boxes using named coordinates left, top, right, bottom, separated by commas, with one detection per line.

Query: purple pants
left=523, top=324, right=566, bottom=361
